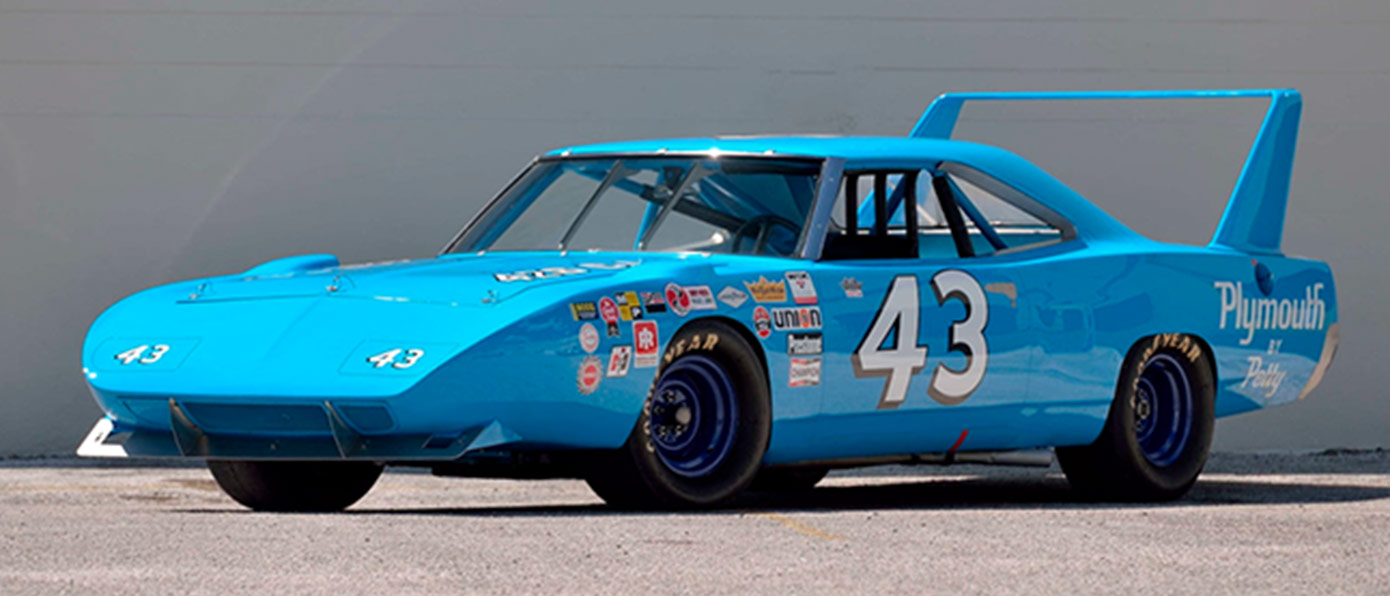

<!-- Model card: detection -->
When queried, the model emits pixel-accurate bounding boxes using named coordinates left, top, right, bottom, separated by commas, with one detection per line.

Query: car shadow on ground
left=1200, top=450, right=1390, bottom=475
left=334, top=472, right=1390, bottom=518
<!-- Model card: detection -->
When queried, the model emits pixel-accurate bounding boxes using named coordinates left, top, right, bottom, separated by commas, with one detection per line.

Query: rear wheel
left=585, top=320, right=770, bottom=509
left=1057, top=334, right=1215, bottom=502
left=208, top=460, right=383, bottom=512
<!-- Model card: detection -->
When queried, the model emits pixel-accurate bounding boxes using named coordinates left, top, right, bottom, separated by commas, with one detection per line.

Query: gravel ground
left=1, top=451, right=1386, bottom=595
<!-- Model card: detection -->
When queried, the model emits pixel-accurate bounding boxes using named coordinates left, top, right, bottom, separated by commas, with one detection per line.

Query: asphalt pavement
left=1, top=451, right=1386, bottom=595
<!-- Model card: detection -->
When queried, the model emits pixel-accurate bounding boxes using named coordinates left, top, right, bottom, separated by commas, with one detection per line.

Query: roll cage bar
left=827, top=166, right=1010, bottom=261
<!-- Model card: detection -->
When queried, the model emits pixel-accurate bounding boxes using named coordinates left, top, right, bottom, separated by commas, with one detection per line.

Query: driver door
left=805, top=166, right=1052, bottom=461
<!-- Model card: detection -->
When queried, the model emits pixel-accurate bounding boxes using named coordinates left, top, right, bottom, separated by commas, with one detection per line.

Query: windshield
left=448, top=156, right=822, bottom=257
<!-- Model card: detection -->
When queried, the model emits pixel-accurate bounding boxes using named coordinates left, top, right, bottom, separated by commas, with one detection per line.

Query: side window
left=937, top=162, right=1074, bottom=256
left=821, top=170, right=924, bottom=260
left=820, top=164, right=1074, bottom=261
left=828, top=173, right=939, bottom=231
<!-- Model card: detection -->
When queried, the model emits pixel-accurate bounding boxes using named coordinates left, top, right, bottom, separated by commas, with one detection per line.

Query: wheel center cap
left=674, top=406, right=693, bottom=426
left=1135, top=394, right=1152, bottom=420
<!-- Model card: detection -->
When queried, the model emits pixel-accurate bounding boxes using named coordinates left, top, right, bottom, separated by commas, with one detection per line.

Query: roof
left=550, top=135, right=1004, bottom=164
left=540, top=89, right=1300, bottom=248
left=546, top=135, right=1138, bottom=241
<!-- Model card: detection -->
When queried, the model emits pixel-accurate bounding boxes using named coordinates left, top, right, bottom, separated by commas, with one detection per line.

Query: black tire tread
left=1057, top=334, right=1216, bottom=502
left=585, top=319, right=771, bottom=509
left=208, top=460, right=383, bottom=512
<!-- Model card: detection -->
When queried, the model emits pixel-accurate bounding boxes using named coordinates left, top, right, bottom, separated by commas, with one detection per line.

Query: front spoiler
left=76, top=399, right=522, bottom=461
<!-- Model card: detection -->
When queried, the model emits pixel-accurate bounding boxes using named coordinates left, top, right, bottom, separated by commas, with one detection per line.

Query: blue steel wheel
left=1057, top=335, right=1215, bottom=502
left=648, top=354, right=740, bottom=478
left=584, top=320, right=771, bottom=509
left=1133, top=354, right=1195, bottom=467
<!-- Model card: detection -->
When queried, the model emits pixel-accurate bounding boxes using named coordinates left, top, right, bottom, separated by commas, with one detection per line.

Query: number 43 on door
left=852, top=272, right=989, bottom=409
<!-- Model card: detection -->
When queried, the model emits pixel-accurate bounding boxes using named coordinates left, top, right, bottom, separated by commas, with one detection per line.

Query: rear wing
left=912, top=89, right=1302, bottom=256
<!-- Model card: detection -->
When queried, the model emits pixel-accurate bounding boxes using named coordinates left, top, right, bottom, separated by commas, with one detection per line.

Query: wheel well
left=684, top=315, right=769, bottom=381
left=607, top=316, right=773, bottom=450
left=1130, top=333, right=1218, bottom=382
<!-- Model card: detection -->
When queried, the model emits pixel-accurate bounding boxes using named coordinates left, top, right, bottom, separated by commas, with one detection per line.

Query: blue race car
left=78, top=89, right=1338, bottom=510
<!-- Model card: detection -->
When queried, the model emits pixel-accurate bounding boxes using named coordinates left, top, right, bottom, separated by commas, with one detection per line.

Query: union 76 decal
left=852, top=271, right=989, bottom=409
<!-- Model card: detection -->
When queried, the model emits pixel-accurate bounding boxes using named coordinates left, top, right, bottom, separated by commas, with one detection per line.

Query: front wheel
left=208, top=460, right=383, bottom=512
left=1056, top=334, right=1215, bottom=502
left=585, top=320, right=771, bottom=509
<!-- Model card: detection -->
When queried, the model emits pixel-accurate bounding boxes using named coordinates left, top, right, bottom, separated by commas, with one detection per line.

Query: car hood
left=187, top=252, right=658, bottom=306
left=82, top=250, right=747, bottom=397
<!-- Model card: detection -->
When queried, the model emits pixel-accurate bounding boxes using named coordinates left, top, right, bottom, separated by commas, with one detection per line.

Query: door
left=803, top=164, right=1079, bottom=461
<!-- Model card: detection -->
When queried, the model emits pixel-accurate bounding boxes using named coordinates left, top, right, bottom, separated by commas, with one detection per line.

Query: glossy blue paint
left=78, top=89, right=1338, bottom=471
left=239, top=253, right=340, bottom=277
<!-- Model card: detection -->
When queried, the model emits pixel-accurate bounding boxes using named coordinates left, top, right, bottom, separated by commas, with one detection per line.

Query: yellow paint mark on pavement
left=755, top=512, right=842, bottom=541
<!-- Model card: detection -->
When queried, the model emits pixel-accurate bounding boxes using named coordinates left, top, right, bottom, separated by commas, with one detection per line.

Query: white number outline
left=115, top=345, right=148, bottom=365
left=366, top=348, right=425, bottom=369
left=928, top=270, right=989, bottom=405
left=367, top=349, right=402, bottom=368
left=851, top=275, right=928, bottom=409
left=114, top=344, right=171, bottom=365
left=852, top=271, right=990, bottom=409
left=139, top=344, right=170, bottom=364
left=394, top=349, right=425, bottom=369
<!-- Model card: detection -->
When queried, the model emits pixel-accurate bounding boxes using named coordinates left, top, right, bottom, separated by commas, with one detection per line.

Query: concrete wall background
left=2, top=0, right=1385, bottom=455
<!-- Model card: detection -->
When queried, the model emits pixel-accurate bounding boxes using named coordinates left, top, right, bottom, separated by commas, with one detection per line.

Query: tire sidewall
left=625, top=320, right=771, bottom=507
left=1110, top=334, right=1216, bottom=495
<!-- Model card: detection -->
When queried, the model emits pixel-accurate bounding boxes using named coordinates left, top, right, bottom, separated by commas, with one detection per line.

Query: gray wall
left=2, top=0, right=1385, bottom=455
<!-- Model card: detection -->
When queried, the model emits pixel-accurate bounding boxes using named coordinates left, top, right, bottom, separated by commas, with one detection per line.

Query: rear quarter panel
left=1036, top=242, right=1337, bottom=430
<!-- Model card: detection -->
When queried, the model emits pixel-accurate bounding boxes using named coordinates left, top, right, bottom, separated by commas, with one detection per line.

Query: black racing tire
left=749, top=467, right=829, bottom=492
left=1056, top=334, right=1216, bottom=502
left=585, top=320, right=771, bottom=509
left=207, top=460, right=383, bottom=512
